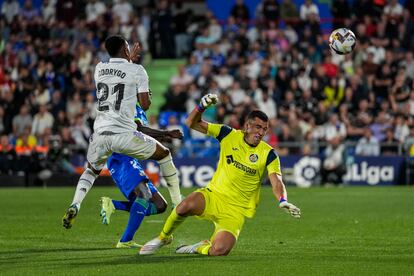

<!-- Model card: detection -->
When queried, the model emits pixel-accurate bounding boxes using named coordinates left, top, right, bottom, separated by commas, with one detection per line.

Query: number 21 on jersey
left=97, top=82, right=125, bottom=112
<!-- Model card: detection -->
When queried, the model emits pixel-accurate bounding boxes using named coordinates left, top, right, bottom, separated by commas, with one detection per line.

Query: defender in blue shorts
left=101, top=103, right=183, bottom=248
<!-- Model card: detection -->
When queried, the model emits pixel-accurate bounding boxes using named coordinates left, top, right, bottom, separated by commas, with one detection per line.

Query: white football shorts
left=87, top=131, right=157, bottom=171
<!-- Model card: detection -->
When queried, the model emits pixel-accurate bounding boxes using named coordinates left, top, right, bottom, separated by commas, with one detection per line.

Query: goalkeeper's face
left=244, top=118, right=269, bottom=146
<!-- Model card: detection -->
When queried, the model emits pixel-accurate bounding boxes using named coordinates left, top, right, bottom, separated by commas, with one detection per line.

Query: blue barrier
left=141, top=155, right=406, bottom=187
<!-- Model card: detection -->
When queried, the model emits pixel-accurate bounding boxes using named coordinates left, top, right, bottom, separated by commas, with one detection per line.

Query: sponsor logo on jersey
left=249, top=154, right=258, bottom=163
left=226, top=155, right=256, bottom=175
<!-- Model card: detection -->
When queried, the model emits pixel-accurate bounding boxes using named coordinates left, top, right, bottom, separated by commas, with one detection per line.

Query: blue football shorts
left=107, top=153, right=158, bottom=200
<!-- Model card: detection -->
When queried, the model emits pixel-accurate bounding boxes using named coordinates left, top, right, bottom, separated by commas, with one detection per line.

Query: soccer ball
left=329, top=28, right=356, bottom=55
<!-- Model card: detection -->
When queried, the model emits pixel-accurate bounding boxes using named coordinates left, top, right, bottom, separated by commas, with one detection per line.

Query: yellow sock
left=196, top=242, right=212, bottom=255
left=159, top=208, right=185, bottom=240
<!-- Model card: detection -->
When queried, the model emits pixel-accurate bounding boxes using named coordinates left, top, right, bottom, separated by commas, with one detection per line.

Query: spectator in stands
left=355, top=128, right=380, bottom=156
left=400, top=52, right=414, bottom=79
left=230, top=0, right=249, bottom=24
left=323, top=77, right=344, bottom=109
left=0, top=134, right=16, bottom=174
left=323, top=113, right=347, bottom=143
left=21, top=0, right=39, bottom=21
left=256, top=0, right=280, bottom=25
left=321, top=136, right=346, bottom=186
left=170, top=64, right=193, bottom=88
left=56, top=0, right=78, bottom=25
left=404, top=127, right=414, bottom=156
left=41, top=0, right=56, bottom=23
left=174, top=3, right=192, bottom=58
left=162, top=84, right=188, bottom=113
left=66, top=92, right=83, bottom=120
left=112, top=0, right=133, bottom=25
left=86, top=0, right=106, bottom=24
left=76, top=44, right=92, bottom=75
left=1, top=0, right=20, bottom=24
left=257, top=91, right=277, bottom=120
left=151, top=0, right=175, bottom=58
left=31, top=105, right=54, bottom=138
left=70, top=114, right=91, bottom=151
left=381, top=127, right=400, bottom=155
left=331, top=0, right=350, bottom=29
left=383, top=0, right=404, bottom=39
left=0, top=106, right=5, bottom=134
left=12, top=104, right=32, bottom=137
left=394, top=114, right=410, bottom=143
left=214, top=66, right=234, bottom=91
left=52, top=110, right=70, bottom=134
left=370, top=110, right=391, bottom=142
left=300, top=0, right=319, bottom=22
left=280, top=0, right=299, bottom=26
left=32, top=83, right=51, bottom=107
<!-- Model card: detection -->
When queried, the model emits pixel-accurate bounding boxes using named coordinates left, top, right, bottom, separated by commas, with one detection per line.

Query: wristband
left=196, top=104, right=205, bottom=113
left=278, top=196, right=287, bottom=203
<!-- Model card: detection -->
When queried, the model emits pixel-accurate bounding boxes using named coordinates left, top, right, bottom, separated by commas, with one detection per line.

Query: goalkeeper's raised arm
left=185, top=94, right=218, bottom=134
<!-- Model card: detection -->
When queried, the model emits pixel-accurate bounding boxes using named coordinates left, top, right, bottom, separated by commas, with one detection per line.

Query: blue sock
left=145, top=202, right=158, bottom=216
left=112, top=200, right=133, bottom=211
left=120, top=198, right=148, bottom=242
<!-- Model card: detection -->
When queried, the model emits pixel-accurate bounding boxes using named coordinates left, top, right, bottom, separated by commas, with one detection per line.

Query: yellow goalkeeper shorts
left=195, top=187, right=245, bottom=240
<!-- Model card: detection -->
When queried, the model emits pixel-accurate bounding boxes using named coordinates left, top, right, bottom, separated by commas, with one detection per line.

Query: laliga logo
left=344, top=162, right=393, bottom=185
left=293, top=156, right=320, bottom=188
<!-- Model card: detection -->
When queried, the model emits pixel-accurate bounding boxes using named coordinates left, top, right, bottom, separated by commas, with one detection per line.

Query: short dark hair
left=105, top=35, right=126, bottom=57
left=246, top=110, right=268, bottom=122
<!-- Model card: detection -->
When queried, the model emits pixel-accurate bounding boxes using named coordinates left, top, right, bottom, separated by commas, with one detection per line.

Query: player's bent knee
left=209, top=245, right=231, bottom=256
left=154, top=144, right=170, bottom=160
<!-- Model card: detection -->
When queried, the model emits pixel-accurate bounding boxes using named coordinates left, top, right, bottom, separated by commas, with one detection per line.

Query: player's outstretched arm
left=269, top=173, right=301, bottom=219
left=185, top=94, right=218, bottom=134
left=136, top=120, right=183, bottom=141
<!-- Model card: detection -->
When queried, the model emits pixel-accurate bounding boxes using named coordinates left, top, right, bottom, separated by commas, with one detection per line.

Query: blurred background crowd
left=0, top=0, right=414, bottom=181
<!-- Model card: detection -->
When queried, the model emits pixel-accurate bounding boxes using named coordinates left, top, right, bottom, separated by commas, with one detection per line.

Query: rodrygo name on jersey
left=93, top=58, right=149, bottom=134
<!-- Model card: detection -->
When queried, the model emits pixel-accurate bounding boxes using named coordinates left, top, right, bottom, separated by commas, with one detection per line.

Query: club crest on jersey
left=249, top=154, right=258, bottom=163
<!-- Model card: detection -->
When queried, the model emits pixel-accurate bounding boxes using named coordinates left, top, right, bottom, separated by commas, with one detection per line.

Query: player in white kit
left=62, top=35, right=182, bottom=229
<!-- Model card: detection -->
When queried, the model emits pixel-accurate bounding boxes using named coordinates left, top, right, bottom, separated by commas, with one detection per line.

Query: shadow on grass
left=0, top=247, right=116, bottom=256
left=68, top=254, right=236, bottom=267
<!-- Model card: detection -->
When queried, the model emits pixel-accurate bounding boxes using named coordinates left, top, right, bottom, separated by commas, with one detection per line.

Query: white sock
left=71, top=168, right=98, bottom=209
left=158, top=154, right=181, bottom=206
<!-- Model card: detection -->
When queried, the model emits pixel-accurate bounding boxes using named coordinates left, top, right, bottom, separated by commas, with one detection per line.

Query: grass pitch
left=0, top=186, right=413, bottom=275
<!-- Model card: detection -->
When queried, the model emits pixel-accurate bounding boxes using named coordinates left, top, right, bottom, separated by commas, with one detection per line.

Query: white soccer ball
left=329, top=28, right=356, bottom=55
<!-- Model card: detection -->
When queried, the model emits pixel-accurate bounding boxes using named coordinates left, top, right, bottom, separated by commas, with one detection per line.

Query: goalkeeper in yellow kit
left=140, top=94, right=301, bottom=256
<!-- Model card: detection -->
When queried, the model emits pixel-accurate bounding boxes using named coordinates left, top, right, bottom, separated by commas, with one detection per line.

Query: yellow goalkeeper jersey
left=206, top=123, right=282, bottom=218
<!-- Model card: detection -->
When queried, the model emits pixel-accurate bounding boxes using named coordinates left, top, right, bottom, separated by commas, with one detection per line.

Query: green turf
left=0, top=186, right=413, bottom=275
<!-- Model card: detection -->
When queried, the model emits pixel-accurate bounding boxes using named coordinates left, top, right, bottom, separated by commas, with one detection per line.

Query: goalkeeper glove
left=279, top=198, right=301, bottom=219
left=197, top=94, right=218, bottom=112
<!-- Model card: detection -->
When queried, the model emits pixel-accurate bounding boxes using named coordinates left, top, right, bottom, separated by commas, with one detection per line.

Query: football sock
left=158, top=154, right=181, bottom=206
left=112, top=200, right=133, bottom=211
left=196, top=242, right=212, bottom=255
left=71, top=168, right=98, bottom=209
left=145, top=202, right=158, bottom=216
left=111, top=200, right=157, bottom=214
left=159, top=208, right=185, bottom=239
left=120, top=198, right=147, bottom=242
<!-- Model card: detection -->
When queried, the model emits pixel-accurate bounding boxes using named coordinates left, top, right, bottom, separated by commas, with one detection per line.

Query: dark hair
left=246, top=110, right=268, bottom=122
left=105, top=35, right=126, bottom=57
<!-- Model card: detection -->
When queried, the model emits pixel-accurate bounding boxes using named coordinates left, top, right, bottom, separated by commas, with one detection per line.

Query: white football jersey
left=93, top=58, right=149, bottom=134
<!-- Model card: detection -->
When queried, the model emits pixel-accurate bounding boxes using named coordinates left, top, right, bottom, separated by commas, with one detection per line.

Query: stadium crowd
left=0, top=0, right=414, bottom=179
